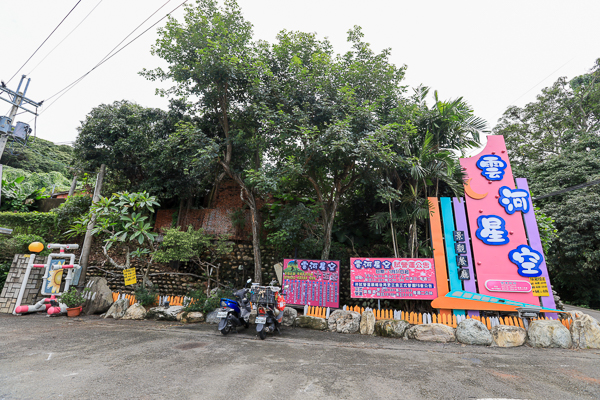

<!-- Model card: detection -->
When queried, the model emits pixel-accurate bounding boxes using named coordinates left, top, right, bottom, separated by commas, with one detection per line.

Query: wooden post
left=68, top=174, right=78, bottom=196
left=77, top=164, right=105, bottom=289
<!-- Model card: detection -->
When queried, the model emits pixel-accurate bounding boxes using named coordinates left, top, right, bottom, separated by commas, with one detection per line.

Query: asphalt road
left=1, top=314, right=600, bottom=400
left=564, top=305, right=600, bottom=322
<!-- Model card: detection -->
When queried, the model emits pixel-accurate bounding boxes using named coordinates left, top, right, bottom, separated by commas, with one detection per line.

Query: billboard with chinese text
left=350, top=258, right=437, bottom=300
left=282, top=259, right=339, bottom=308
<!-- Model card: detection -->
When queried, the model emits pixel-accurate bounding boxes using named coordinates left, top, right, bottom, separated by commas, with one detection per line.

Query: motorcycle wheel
left=220, top=324, right=231, bottom=336
left=258, top=328, right=267, bottom=340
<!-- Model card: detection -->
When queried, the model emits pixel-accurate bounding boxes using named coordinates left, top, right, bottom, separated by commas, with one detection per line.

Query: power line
left=27, top=0, right=105, bottom=76
left=532, top=178, right=600, bottom=201
left=39, top=0, right=186, bottom=115
left=7, top=0, right=83, bottom=84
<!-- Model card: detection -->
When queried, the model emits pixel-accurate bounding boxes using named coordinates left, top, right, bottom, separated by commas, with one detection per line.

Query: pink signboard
left=485, top=279, right=532, bottom=293
left=350, top=258, right=437, bottom=300
left=459, top=135, right=539, bottom=305
left=282, top=259, right=339, bottom=308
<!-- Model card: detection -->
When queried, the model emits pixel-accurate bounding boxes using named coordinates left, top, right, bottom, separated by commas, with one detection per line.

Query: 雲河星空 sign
left=350, top=258, right=437, bottom=300
left=282, top=259, right=339, bottom=308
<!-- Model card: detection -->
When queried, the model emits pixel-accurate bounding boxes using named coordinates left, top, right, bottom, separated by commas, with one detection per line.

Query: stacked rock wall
left=86, top=243, right=281, bottom=295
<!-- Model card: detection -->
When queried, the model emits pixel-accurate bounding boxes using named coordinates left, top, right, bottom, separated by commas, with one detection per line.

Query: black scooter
left=253, top=280, right=289, bottom=340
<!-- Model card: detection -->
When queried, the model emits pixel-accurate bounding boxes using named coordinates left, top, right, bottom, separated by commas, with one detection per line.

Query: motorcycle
left=252, top=280, right=288, bottom=340
left=217, top=279, right=252, bottom=336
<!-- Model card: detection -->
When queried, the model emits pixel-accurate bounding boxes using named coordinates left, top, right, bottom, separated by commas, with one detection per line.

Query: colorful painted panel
left=41, top=258, right=69, bottom=295
left=282, top=259, right=339, bottom=308
left=459, top=135, right=539, bottom=304
left=350, top=258, right=437, bottom=300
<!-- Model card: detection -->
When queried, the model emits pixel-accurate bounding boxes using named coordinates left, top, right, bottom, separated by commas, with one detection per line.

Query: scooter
left=253, top=280, right=288, bottom=340
left=217, top=279, right=252, bottom=335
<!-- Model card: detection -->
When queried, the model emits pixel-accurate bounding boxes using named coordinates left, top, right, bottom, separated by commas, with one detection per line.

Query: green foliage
left=52, top=195, right=92, bottom=235
left=229, top=208, right=246, bottom=232
left=264, top=199, right=321, bottom=257
left=59, top=287, right=89, bottom=308
left=534, top=206, right=558, bottom=256
left=0, top=212, right=57, bottom=239
left=0, top=261, right=11, bottom=292
left=0, top=234, right=51, bottom=260
left=0, top=172, right=51, bottom=212
left=184, top=288, right=234, bottom=314
left=134, top=285, right=158, bottom=307
left=154, top=225, right=232, bottom=265
left=67, top=192, right=160, bottom=280
left=0, top=137, right=74, bottom=176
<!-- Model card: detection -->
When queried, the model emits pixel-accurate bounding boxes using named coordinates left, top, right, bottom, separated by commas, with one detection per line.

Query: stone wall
left=0, top=255, right=47, bottom=314
left=85, top=243, right=281, bottom=295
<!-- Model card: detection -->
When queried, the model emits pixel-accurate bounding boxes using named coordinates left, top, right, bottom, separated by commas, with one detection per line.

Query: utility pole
left=0, top=75, right=43, bottom=205
left=77, top=164, right=105, bottom=289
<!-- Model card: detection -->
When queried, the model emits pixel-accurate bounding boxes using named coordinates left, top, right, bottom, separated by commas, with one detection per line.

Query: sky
left=1, top=0, right=599, bottom=149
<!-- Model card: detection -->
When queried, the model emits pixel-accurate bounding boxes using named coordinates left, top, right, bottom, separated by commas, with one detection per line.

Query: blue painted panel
left=440, top=197, right=465, bottom=317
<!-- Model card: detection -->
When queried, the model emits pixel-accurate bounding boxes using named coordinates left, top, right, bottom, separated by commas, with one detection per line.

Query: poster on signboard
left=350, top=258, right=437, bottom=300
left=282, top=259, right=339, bottom=308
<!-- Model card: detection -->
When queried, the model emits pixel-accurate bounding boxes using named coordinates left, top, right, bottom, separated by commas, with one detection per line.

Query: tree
left=74, top=100, right=171, bottom=189
left=142, top=0, right=268, bottom=282
left=68, top=191, right=160, bottom=287
left=258, top=27, right=405, bottom=260
left=154, top=226, right=233, bottom=295
left=495, top=58, right=600, bottom=174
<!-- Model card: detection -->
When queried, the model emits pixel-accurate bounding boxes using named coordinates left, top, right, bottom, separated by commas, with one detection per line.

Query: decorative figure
left=475, top=215, right=510, bottom=245
left=498, top=186, right=530, bottom=214
left=508, top=245, right=543, bottom=277
left=463, top=178, right=488, bottom=199
left=476, top=154, right=507, bottom=181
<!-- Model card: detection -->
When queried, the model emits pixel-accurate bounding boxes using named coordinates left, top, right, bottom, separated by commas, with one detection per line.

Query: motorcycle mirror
left=247, top=278, right=252, bottom=283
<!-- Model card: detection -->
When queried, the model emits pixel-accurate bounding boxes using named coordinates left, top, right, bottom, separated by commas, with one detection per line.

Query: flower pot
left=67, top=306, right=82, bottom=317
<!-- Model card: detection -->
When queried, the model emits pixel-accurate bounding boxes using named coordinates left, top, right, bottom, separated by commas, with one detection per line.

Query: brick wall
left=0, top=255, right=47, bottom=314
left=154, top=179, right=269, bottom=240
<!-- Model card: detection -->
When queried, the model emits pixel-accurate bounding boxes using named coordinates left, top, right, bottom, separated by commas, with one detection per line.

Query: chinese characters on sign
left=498, top=186, right=530, bottom=214
left=484, top=279, right=532, bottom=293
left=508, top=245, right=543, bottom=277
left=458, top=268, right=470, bottom=280
left=123, top=267, right=137, bottom=286
left=529, top=276, right=550, bottom=296
left=476, top=154, right=507, bottom=181
left=350, top=258, right=437, bottom=300
left=282, top=259, right=339, bottom=308
left=476, top=215, right=510, bottom=245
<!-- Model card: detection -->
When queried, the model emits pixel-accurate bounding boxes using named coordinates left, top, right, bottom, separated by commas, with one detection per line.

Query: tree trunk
left=248, top=198, right=262, bottom=283
left=321, top=201, right=338, bottom=260
left=389, top=201, right=398, bottom=258
left=176, top=198, right=185, bottom=227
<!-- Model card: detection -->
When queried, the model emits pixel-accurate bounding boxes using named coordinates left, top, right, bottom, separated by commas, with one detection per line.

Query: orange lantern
left=28, top=242, right=44, bottom=253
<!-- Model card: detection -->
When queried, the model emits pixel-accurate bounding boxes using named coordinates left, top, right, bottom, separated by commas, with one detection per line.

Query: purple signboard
left=350, top=258, right=437, bottom=300
left=282, top=259, right=339, bottom=308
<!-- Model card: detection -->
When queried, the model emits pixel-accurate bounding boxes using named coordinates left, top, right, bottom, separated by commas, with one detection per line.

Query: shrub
left=60, top=287, right=89, bottom=308
left=0, top=212, right=57, bottom=239
left=184, top=288, right=234, bottom=314
left=0, top=262, right=10, bottom=292
left=0, top=234, right=51, bottom=261
left=53, top=195, right=92, bottom=236
left=134, top=285, right=159, bottom=307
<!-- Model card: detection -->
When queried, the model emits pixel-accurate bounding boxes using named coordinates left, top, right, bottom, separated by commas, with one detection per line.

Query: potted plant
left=60, top=287, right=88, bottom=317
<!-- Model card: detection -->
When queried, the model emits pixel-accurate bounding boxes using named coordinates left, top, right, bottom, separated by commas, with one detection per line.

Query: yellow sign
left=530, top=276, right=549, bottom=297
left=123, top=268, right=137, bottom=286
